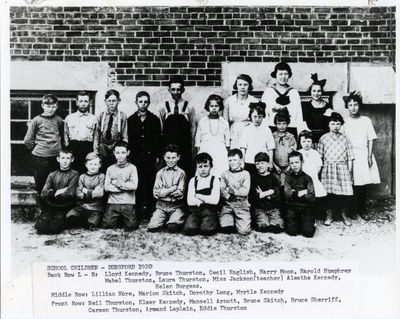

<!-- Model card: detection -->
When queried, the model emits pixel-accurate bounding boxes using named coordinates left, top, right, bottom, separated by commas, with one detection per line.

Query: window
left=10, top=90, right=96, bottom=176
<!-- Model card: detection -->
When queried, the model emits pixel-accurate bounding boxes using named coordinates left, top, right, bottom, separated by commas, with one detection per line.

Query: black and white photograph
left=1, top=0, right=398, bottom=318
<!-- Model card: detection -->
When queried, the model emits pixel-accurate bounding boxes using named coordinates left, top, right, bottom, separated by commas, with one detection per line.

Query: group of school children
left=23, top=61, right=381, bottom=238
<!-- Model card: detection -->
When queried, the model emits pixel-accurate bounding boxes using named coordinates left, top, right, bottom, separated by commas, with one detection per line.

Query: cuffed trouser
left=148, top=200, right=186, bottom=232
left=66, top=205, right=103, bottom=227
left=102, top=204, right=137, bottom=230
left=219, top=199, right=251, bottom=235
left=183, top=205, right=219, bottom=236
left=284, top=206, right=315, bottom=238
left=35, top=206, right=69, bottom=235
left=253, top=207, right=284, bottom=233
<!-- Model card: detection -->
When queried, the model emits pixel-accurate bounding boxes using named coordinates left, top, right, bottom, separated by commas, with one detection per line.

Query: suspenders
left=165, top=101, right=189, bottom=115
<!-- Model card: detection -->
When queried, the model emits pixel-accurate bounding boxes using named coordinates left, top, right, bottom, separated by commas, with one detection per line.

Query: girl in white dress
left=261, top=62, right=306, bottom=134
left=224, top=74, right=259, bottom=149
left=342, top=91, right=380, bottom=220
left=298, top=130, right=327, bottom=198
left=195, top=94, right=230, bottom=177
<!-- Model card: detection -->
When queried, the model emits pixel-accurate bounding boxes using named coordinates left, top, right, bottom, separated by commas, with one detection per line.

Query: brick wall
left=9, top=6, right=396, bottom=87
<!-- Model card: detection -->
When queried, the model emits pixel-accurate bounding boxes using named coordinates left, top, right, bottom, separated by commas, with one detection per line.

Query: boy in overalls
left=159, top=76, right=196, bottom=177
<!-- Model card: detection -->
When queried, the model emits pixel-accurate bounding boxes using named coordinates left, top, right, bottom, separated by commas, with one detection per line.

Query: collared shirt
left=159, top=98, right=197, bottom=140
left=64, top=111, right=98, bottom=145
left=97, top=110, right=128, bottom=144
left=153, top=166, right=186, bottom=202
left=273, top=131, right=297, bottom=167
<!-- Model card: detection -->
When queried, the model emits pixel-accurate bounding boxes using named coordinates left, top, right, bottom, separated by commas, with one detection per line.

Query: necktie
left=105, top=113, right=114, bottom=140
left=174, top=100, right=179, bottom=115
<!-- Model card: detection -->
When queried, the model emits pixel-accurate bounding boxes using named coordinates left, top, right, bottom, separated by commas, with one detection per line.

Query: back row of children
left=24, top=68, right=380, bottom=235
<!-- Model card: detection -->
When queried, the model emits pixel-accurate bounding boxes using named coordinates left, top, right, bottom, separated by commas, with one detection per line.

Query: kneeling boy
left=249, top=152, right=283, bottom=233
left=284, top=151, right=316, bottom=238
left=148, top=144, right=186, bottom=233
left=35, top=148, right=79, bottom=235
left=183, top=153, right=220, bottom=236
left=219, top=149, right=251, bottom=235
left=66, top=152, right=105, bottom=230
left=103, top=141, right=138, bottom=231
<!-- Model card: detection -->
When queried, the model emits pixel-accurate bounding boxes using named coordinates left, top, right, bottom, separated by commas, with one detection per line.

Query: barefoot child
left=284, top=151, right=316, bottom=238
left=219, top=149, right=251, bottom=235
left=249, top=152, right=283, bottom=233
left=24, top=94, right=64, bottom=210
left=183, top=153, right=220, bottom=236
left=102, top=141, right=138, bottom=231
left=35, top=148, right=79, bottom=235
left=148, top=144, right=186, bottom=233
left=64, top=91, right=99, bottom=173
left=195, top=94, right=230, bottom=177
left=66, top=152, right=105, bottom=230
left=318, top=113, right=354, bottom=226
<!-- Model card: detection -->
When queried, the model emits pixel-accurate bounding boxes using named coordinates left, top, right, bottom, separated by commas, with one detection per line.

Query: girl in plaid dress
left=318, top=112, right=354, bottom=226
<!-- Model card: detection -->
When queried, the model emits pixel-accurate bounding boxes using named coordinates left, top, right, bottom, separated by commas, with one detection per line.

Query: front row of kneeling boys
left=35, top=141, right=315, bottom=238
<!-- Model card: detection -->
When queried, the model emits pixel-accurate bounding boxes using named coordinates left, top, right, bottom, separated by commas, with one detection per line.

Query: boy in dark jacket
left=35, top=148, right=79, bottom=235
left=284, top=151, right=316, bottom=238
left=249, top=152, right=283, bottom=233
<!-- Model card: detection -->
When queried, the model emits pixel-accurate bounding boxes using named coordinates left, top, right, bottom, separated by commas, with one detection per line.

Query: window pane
left=11, top=121, right=29, bottom=141
left=11, top=144, right=33, bottom=176
left=31, top=100, right=42, bottom=118
left=56, top=100, right=70, bottom=119
left=11, top=100, right=28, bottom=119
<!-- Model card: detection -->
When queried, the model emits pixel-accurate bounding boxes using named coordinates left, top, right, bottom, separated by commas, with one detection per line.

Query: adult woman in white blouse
left=224, top=74, right=259, bottom=149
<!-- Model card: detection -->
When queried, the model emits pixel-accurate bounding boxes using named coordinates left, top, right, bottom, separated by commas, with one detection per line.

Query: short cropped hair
left=168, top=76, right=185, bottom=91
left=85, top=152, right=101, bottom=163
left=329, top=112, right=344, bottom=125
left=113, top=140, right=129, bottom=151
left=164, top=144, right=181, bottom=155
left=288, top=150, right=303, bottom=162
left=344, top=91, right=363, bottom=109
left=76, top=90, right=91, bottom=100
left=273, top=108, right=291, bottom=125
left=42, top=94, right=58, bottom=105
left=227, top=148, right=243, bottom=159
left=59, top=147, right=74, bottom=157
left=195, top=152, right=213, bottom=167
left=204, top=94, right=224, bottom=112
left=254, top=152, right=270, bottom=163
left=105, top=89, right=120, bottom=101
left=136, top=91, right=150, bottom=102
left=233, top=74, right=254, bottom=92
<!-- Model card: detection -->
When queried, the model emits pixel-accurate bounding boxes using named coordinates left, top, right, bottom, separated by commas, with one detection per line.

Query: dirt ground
left=11, top=199, right=396, bottom=277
